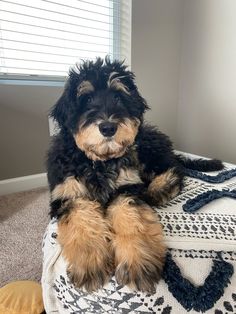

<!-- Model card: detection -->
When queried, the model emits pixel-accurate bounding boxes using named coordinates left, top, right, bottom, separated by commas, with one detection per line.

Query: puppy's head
left=51, top=57, right=149, bottom=161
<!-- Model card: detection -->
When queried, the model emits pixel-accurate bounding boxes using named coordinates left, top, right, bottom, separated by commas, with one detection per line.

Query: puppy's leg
left=147, top=168, right=183, bottom=205
left=57, top=198, right=113, bottom=292
left=107, top=195, right=166, bottom=293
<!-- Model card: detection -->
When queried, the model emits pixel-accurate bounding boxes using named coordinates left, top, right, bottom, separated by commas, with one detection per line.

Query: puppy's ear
left=136, top=91, right=150, bottom=112
left=50, top=90, right=70, bottom=128
left=130, top=87, right=150, bottom=116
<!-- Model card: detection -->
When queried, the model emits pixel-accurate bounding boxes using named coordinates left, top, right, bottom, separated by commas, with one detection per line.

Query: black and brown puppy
left=47, top=57, right=223, bottom=293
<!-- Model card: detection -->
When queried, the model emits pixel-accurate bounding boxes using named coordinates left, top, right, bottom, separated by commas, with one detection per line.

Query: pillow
left=0, top=281, right=44, bottom=314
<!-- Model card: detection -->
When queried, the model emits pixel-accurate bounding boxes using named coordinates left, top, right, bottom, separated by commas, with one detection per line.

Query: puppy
left=47, top=57, right=223, bottom=293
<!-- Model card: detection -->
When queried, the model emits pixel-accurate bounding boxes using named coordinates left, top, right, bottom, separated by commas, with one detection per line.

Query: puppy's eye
left=86, top=96, right=93, bottom=104
left=114, top=94, right=120, bottom=102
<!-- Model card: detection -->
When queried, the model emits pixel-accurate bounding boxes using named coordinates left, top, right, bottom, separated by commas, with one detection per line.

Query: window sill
left=0, top=78, right=65, bottom=87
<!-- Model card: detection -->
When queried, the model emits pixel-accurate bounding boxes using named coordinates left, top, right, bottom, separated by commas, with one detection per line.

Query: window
left=0, top=0, right=131, bottom=80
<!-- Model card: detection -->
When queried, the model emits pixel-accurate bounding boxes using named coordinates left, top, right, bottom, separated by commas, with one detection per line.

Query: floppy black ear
left=129, top=87, right=150, bottom=117
left=136, top=91, right=150, bottom=113
left=50, top=90, right=70, bottom=128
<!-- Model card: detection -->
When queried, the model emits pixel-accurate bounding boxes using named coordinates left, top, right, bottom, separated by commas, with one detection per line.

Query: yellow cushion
left=0, top=281, right=44, bottom=314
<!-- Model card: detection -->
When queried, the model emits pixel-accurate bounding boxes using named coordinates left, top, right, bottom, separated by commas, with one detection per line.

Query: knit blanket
left=42, top=157, right=236, bottom=314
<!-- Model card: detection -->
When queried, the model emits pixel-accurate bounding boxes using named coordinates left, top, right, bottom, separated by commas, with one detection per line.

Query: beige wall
left=132, top=0, right=236, bottom=164
left=177, top=0, right=236, bottom=163
left=131, top=0, right=184, bottom=142
left=0, top=84, right=63, bottom=180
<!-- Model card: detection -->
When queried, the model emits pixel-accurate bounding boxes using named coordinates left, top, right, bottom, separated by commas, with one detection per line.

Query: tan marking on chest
left=116, top=168, right=143, bottom=187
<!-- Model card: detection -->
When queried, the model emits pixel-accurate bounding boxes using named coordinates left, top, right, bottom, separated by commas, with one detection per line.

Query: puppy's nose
left=99, top=122, right=117, bottom=137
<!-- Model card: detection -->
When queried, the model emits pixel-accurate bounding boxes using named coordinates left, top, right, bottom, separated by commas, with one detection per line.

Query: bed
left=42, top=153, right=236, bottom=313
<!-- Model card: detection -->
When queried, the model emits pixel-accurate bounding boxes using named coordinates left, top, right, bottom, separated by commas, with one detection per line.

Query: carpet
left=0, top=187, right=50, bottom=287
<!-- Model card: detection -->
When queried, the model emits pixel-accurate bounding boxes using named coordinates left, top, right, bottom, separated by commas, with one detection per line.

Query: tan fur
left=108, top=72, right=130, bottom=95
left=74, top=123, right=103, bottom=155
left=57, top=199, right=113, bottom=291
left=116, top=168, right=143, bottom=187
left=74, top=118, right=139, bottom=161
left=77, top=80, right=94, bottom=96
left=51, top=176, right=88, bottom=201
left=147, top=168, right=180, bottom=205
left=115, top=118, right=140, bottom=146
left=108, top=196, right=166, bottom=292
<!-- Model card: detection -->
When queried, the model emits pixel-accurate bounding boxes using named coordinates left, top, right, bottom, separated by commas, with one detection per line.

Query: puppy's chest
left=78, top=155, right=142, bottom=205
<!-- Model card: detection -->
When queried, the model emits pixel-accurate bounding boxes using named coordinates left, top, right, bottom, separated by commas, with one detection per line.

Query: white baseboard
left=0, top=173, right=48, bottom=196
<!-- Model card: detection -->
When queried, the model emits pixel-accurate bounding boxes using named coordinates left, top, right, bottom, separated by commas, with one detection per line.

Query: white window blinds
left=0, top=0, right=131, bottom=79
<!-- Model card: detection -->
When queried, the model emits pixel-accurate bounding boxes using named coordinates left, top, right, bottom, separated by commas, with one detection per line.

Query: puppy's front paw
left=66, top=247, right=112, bottom=292
left=57, top=199, right=114, bottom=292
left=114, top=236, right=165, bottom=293
left=108, top=196, right=166, bottom=292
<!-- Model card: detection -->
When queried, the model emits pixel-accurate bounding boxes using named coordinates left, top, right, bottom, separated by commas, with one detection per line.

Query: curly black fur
left=50, top=57, right=148, bottom=132
left=47, top=57, right=223, bottom=219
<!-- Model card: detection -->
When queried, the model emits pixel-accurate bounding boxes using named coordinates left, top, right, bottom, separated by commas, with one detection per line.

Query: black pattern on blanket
left=42, top=163, right=236, bottom=314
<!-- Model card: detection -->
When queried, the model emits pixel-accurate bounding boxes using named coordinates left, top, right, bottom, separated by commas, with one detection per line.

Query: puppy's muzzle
left=99, top=122, right=118, bottom=137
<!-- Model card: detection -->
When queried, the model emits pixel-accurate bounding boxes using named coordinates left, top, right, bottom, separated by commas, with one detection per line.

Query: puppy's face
left=51, top=58, right=148, bottom=161
left=74, top=84, right=141, bottom=161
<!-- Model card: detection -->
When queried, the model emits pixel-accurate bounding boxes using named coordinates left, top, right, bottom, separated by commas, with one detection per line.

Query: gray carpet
left=0, top=187, right=50, bottom=287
